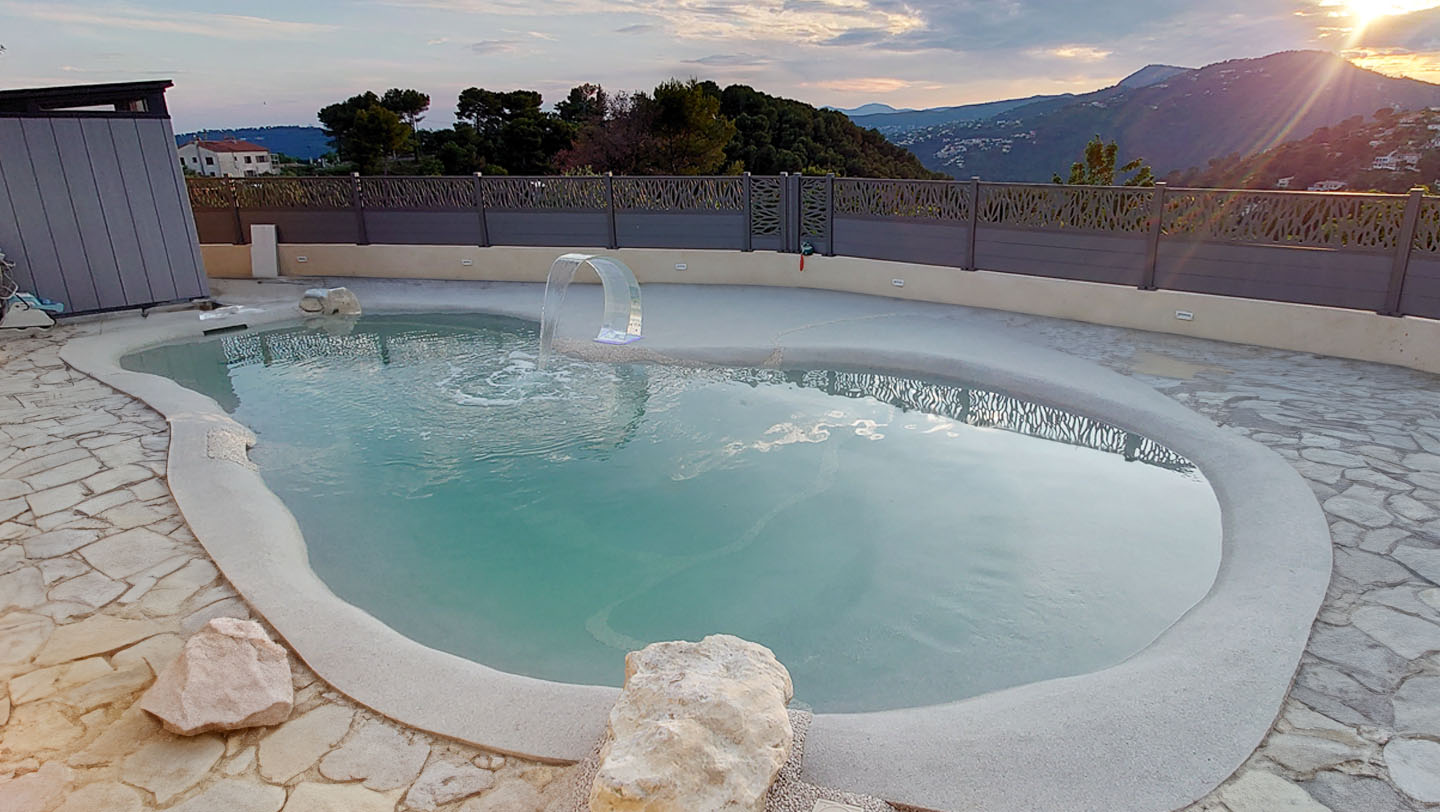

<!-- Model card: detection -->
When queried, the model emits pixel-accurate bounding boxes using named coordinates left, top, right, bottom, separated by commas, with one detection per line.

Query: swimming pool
left=123, top=312, right=1221, bottom=712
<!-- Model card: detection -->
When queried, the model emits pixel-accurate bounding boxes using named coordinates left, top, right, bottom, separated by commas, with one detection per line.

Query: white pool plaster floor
left=0, top=276, right=1437, bottom=812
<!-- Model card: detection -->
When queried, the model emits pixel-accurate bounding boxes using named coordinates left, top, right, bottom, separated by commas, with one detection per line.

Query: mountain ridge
left=888, top=51, right=1440, bottom=181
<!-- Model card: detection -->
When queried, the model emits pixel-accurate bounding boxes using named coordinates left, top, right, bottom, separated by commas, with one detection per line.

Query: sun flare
left=1337, top=0, right=1440, bottom=25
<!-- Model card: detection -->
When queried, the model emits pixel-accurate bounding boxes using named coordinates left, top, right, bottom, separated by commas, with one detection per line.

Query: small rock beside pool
left=589, top=634, right=794, bottom=812
left=139, top=617, right=293, bottom=735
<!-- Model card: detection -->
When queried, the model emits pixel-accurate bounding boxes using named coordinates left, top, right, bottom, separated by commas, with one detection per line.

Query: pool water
left=124, top=313, right=1221, bottom=712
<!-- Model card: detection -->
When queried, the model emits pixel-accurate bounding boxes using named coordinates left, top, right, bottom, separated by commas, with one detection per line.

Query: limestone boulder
left=589, top=634, right=794, bottom=812
left=139, top=617, right=293, bottom=735
left=299, top=288, right=361, bottom=316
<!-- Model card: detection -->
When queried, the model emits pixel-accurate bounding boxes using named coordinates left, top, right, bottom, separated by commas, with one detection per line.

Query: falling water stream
left=537, top=253, right=644, bottom=368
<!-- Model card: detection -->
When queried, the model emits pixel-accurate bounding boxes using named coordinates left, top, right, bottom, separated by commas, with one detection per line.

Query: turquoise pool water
left=124, top=313, right=1221, bottom=712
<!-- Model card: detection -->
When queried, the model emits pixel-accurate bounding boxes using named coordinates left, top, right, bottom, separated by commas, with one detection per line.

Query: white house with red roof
left=177, top=137, right=277, bottom=177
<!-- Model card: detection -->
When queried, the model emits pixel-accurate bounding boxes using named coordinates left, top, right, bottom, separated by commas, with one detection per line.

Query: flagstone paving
left=0, top=327, right=576, bottom=812
left=1, top=307, right=1439, bottom=811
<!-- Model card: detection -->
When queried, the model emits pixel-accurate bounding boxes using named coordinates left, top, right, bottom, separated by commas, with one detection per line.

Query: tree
left=556, top=84, right=608, bottom=124
left=1053, top=135, right=1154, bottom=186
left=319, top=92, right=411, bottom=172
left=646, top=79, right=735, bottom=174
left=348, top=105, right=410, bottom=174
left=556, top=91, right=656, bottom=175
left=381, top=88, right=430, bottom=129
left=381, top=88, right=430, bottom=160
left=454, top=88, right=574, bottom=174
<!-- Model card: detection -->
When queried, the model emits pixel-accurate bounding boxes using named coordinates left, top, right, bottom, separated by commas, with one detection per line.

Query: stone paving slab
left=0, top=326, right=582, bottom=812
left=4, top=280, right=1440, bottom=810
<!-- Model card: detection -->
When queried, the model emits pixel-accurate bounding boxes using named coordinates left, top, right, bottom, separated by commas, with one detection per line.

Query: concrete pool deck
left=2, top=276, right=1435, bottom=811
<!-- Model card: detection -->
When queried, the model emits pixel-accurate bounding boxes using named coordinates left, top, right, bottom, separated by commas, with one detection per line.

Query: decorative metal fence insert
left=187, top=174, right=1440, bottom=320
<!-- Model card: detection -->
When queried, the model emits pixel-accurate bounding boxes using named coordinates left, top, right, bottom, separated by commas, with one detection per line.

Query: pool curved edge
left=59, top=288, right=1332, bottom=812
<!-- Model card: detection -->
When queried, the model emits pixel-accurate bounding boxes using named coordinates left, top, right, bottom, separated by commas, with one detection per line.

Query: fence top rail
left=185, top=175, right=1440, bottom=201
left=1167, top=185, right=1429, bottom=202
left=835, top=177, right=966, bottom=186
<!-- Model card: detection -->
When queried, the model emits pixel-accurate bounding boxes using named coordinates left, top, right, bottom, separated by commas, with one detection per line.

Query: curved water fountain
left=538, top=253, right=643, bottom=368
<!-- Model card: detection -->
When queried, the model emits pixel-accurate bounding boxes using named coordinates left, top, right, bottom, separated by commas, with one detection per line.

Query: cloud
left=0, top=1, right=335, bottom=40
left=1345, top=46, right=1440, bottom=82
left=683, top=53, right=772, bottom=66
left=1347, top=5, right=1440, bottom=49
left=60, top=65, right=180, bottom=76
left=806, top=77, right=918, bottom=93
left=427, top=36, right=452, bottom=45
left=380, top=0, right=926, bottom=45
left=614, top=23, right=655, bottom=33
left=1039, top=45, right=1114, bottom=61
left=469, top=40, right=520, bottom=54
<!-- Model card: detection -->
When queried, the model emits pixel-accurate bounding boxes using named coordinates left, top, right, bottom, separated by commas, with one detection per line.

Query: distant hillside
left=1117, top=64, right=1190, bottom=89
left=715, top=84, right=946, bottom=178
left=837, top=65, right=1189, bottom=138
left=850, top=95, right=1067, bottom=135
left=889, top=51, right=1440, bottom=182
left=1170, top=107, right=1440, bottom=192
left=829, top=103, right=913, bottom=117
left=173, top=126, right=331, bottom=160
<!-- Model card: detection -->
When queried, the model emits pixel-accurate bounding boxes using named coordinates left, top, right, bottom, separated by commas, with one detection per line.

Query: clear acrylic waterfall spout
left=538, top=253, right=643, bottom=368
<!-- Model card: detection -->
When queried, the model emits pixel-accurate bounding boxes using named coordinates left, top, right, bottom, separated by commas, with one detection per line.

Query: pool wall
left=60, top=281, right=1333, bottom=812
left=201, top=242, right=1440, bottom=375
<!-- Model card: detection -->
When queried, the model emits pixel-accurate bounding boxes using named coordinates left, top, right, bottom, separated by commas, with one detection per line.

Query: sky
left=3, top=0, right=1440, bottom=131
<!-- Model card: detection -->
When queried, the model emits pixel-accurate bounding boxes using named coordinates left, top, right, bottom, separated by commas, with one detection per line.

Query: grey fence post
left=350, top=172, right=368, bottom=246
left=230, top=179, right=246, bottom=245
left=966, top=177, right=980, bottom=270
left=473, top=173, right=490, bottom=248
left=742, top=173, right=753, bottom=252
left=1384, top=187, right=1424, bottom=316
left=788, top=173, right=802, bottom=253
left=1141, top=182, right=1166, bottom=290
left=606, top=173, right=618, bottom=250
left=782, top=172, right=791, bottom=252
left=825, top=173, right=836, bottom=256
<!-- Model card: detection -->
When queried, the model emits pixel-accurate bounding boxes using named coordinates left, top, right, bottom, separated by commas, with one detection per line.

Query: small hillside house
left=178, top=138, right=277, bottom=177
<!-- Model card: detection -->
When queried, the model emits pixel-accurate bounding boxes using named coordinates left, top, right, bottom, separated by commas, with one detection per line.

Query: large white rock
left=299, top=287, right=361, bottom=316
left=589, top=634, right=794, bottom=812
left=139, top=617, right=293, bottom=735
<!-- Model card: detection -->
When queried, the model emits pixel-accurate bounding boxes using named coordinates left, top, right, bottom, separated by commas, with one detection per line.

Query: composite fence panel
left=234, top=177, right=359, bottom=244
left=361, top=176, right=481, bottom=245
left=1155, top=190, right=1404, bottom=311
left=975, top=183, right=1150, bottom=285
left=188, top=178, right=239, bottom=245
left=1404, top=198, right=1440, bottom=320
left=831, top=179, right=971, bottom=267
left=481, top=176, right=609, bottom=248
left=613, top=176, right=746, bottom=250
left=748, top=176, right=784, bottom=252
left=190, top=174, right=1440, bottom=322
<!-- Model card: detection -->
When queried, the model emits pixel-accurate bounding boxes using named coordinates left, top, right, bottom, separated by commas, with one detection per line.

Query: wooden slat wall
left=0, top=115, right=207, bottom=313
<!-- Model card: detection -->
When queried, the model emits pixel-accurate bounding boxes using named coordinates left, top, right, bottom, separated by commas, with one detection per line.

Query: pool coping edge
left=58, top=283, right=1333, bottom=812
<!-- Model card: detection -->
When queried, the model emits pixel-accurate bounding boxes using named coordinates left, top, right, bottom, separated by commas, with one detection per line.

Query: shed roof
left=185, top=139, right=270, bottom=153
left=0, top=80, right=172, bottom=117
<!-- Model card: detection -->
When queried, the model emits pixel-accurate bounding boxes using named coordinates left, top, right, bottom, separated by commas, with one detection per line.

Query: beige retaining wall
left=200, top=243, right=1440, bottom=376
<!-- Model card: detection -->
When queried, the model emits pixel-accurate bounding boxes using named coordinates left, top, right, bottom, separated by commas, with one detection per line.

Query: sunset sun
left=1341, top=0, right=1440, bottom=25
